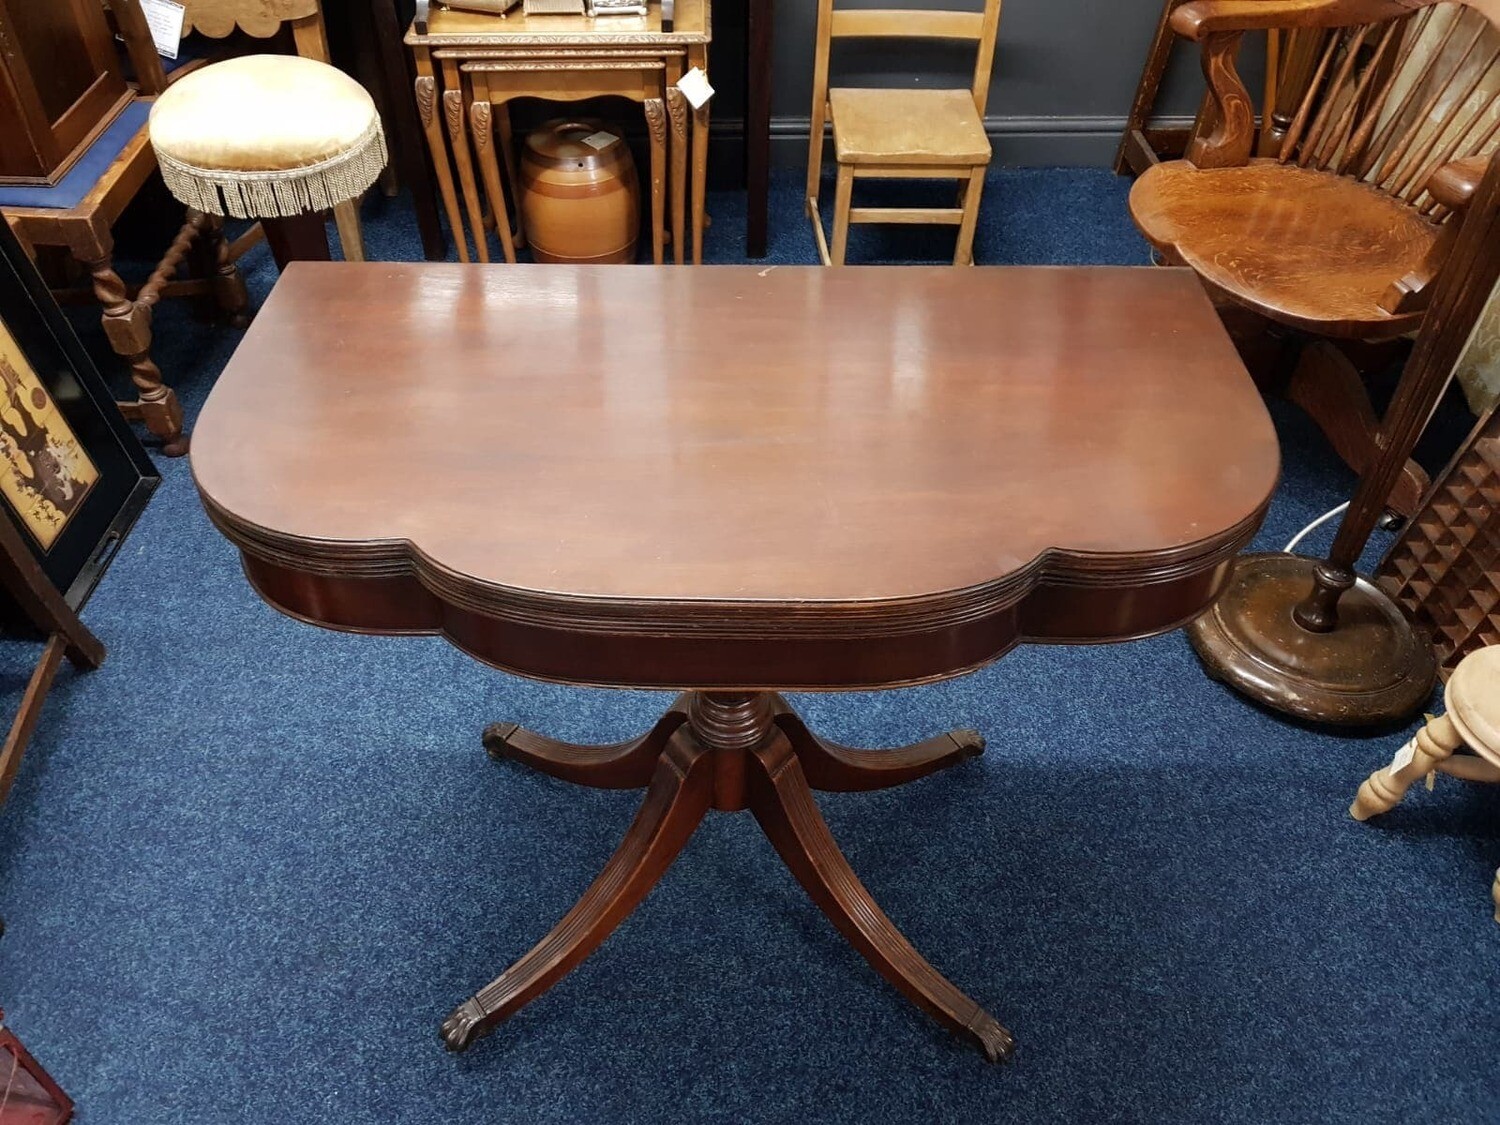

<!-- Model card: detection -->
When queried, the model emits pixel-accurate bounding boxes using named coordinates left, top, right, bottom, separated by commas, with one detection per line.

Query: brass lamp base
left=1188, top=553, right=1437, bottom=726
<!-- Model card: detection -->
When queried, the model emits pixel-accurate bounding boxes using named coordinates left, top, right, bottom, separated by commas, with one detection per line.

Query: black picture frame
left=0, top=216, right=157, bottom=610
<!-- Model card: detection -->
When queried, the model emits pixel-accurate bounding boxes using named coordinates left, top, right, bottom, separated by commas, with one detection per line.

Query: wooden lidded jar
left=519, top=119, right=640, bottom=264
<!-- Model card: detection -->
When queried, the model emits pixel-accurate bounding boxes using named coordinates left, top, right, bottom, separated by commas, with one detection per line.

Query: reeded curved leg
left=746, top=735, right=1014, bottom=1063
left=443, top=736, right=713, bottom=1051
left=771, top=695, right=984, bottom=793
left=482, top=694, right=691, bottom=790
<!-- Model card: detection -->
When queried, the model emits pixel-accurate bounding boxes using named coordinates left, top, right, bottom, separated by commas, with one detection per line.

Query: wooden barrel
left=519, top=119, right=640, bottom=264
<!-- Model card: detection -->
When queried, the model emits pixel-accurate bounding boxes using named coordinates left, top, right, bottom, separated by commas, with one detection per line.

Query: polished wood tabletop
left=193, top=263, right=1278, bottom=689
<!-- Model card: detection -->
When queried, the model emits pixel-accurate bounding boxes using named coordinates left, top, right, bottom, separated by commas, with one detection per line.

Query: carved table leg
left=482, top=693, right=690, bottom=789
left=443, top=75, right=490, bottom=264
left=747, top=734, right=1014, bottom=1062
left=770, top=694, right=984, bottom=792
left=644, top=99, right=668, bottom=266
left=666, top=89, right=689, bottom=265
left=1493, top=867, right=1499, bottom=925
left=469, top=99, right=517, bottom=265
left=442, top=736, right=713, bottom=1051
left=414, top=71, right=471, bottom=264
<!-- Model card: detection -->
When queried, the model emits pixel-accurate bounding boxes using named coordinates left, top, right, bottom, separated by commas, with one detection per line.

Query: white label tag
left=675, top=67, right=715, bottom=109
left=141, top=0, right=186, bottom=59
left=1388, top=736, right=1419, bottom=776
left=581, top=131, right=617, bottom=150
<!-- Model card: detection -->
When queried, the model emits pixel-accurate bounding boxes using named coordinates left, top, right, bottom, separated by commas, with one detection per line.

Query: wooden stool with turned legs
left=175, top=0, right=373, bottom=261
left=148, top=55, right=388, bottom=275
left=1351, top=645, right=1500, bottom=922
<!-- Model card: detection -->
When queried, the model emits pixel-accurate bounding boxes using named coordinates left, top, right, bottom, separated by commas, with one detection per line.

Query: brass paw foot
left=971, top=1013, right=1016, bottom=1063
left=441, top=998, right=487, bottom=1052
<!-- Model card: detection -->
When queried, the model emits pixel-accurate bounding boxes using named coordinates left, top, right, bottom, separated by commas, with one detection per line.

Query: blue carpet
left=0, top=169, right=1496, bottom=1124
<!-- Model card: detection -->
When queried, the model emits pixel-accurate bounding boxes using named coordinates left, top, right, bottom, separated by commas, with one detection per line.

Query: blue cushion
left=0, top=99, right=153, bottom=211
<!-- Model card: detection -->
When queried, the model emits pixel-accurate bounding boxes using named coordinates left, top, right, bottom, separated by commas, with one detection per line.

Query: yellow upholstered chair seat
left=829, top=88, right=991, bottom=166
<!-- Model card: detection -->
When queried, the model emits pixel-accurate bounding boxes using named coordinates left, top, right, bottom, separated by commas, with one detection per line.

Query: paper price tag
left=141, top=0, right=186, bottom=60
left=675, top=67, right=715, bottom=109
left=582, top=131, right=618, bottom=150
left=1387, top=736, right=1418, bottom=776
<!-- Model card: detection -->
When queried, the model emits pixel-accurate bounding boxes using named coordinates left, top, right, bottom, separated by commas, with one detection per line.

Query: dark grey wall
left=704, top=0, right=1264, bottom=173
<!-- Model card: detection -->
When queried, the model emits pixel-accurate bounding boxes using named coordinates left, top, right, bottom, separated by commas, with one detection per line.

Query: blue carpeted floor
left=0, top=169, right=1496, bottom=1124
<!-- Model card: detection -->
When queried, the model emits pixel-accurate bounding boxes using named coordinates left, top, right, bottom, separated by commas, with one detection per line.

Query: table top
left=407, top=0, right=709, bottom=47
left=193, top=264, right=1278, bottom=690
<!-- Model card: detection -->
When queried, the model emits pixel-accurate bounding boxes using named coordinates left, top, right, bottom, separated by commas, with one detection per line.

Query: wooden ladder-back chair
left=805, top=0, right=1003, bottom=265
left=1131, top=0, right=1500, bottom=518
left=176, top=0, right=367, bottom=261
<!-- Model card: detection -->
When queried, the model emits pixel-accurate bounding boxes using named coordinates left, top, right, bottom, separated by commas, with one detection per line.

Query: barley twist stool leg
left=1350, top=713, right=1464, bottom=821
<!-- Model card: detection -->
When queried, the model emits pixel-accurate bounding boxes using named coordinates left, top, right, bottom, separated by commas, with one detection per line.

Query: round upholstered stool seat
left=149, top=55, right=385, bottom=266
left=1445, top=645, right=1500, bottom=755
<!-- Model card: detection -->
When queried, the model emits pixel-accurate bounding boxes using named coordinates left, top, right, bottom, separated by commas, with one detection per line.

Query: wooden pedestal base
left=441, top=691, right=1013, bottom=1062
left=1188, top=553, right=1436, bottom=726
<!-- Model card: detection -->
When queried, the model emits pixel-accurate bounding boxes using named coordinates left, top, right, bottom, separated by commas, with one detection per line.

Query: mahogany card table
left=192, top=263, right=1279, bottom=1062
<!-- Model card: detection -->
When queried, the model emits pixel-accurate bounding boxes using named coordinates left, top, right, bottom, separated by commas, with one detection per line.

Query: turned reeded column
left=689, top=692, right=773, bottom=811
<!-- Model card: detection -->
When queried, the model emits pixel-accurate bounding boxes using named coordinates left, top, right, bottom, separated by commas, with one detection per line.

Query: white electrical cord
left=1284, top=501, right=1351, bottom=553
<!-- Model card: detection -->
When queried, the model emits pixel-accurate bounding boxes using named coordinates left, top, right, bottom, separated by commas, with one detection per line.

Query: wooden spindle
left=1317, top=21, right=1403, bottom=172
left=1300, top=25, right=1375, bottom=167
left=1279, top=30, right=1342, bottom=162
left=1372, top=11, right=1487, bottom=188
left=1341, top=13, right=1424, bottom=174
left=1392, top=45, right=1500, bottom=200
left=1356, top=4, right=1453, bottom=179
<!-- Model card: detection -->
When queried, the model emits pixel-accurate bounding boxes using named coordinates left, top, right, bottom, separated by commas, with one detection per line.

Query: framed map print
left=0, top=217, right=156, bottom=607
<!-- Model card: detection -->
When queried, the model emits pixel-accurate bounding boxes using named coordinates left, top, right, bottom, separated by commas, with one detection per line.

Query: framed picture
left=0, top=216, right=156, bottom=608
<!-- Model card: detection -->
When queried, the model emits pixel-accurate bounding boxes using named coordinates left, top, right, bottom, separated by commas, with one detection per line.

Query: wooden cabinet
left=0, top=0, right=132, bottom=184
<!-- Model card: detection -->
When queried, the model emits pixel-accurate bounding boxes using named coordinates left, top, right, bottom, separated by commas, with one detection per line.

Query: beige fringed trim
left=154, top=119, right=388, bottom=219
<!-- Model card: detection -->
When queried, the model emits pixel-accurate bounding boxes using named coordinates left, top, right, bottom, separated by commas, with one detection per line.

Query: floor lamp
left=1189, top=154, right=1500, bottom=725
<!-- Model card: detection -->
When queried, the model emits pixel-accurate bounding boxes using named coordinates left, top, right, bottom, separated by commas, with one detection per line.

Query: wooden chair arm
left=1171, top=0, right=1408, bottom=40
left=1176, top=0, right=1411, bottom=170
left=1428, top=154, right=1493, bottom=212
